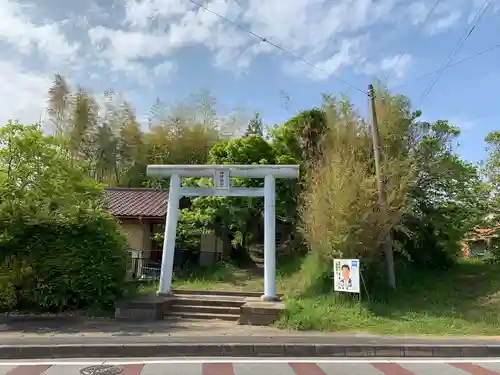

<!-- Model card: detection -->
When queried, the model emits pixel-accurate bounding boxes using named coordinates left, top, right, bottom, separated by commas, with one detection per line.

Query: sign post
left=333, top=259, right=361, bottom=294
left=333, top=258, right=370, bottom=305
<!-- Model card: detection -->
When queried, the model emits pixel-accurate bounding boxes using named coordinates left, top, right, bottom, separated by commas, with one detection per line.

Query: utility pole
left=368, top=84, right=396, bottom=289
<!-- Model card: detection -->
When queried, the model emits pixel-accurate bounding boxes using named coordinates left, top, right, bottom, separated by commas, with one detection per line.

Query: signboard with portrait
left=333, top=259, right=361, bottom=294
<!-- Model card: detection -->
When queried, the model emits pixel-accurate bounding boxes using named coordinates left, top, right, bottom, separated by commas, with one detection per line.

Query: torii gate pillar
left=146, top=164, right=300, bottom=301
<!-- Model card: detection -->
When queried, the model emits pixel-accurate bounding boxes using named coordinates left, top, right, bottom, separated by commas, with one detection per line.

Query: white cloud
left=153, top=61, right=177, bottom=77
left=0, top=60, right=51, bottom=125
left=408, top=0, right=466, bottom=34
left=408, top=1, right=429, bottom=25
left=88, top=0, right=404, bottom=82
left=88, top=27, right=167, bottom=63
left=426, top=10, right=462, bottom=35
left=286, top=36, right=368, bottom=80
left=0, top=0, right=79, bottom=65
left=360, top=53, right=412, bottom=80
left=124, top=0, right=191, bottom=28
left=0, top=0, right=490, bottom=124
left=89, top=0, right=250, bottom=82
left=381, top=54, right=412, bottom=78
left=468, top=0, right=500, bottom=23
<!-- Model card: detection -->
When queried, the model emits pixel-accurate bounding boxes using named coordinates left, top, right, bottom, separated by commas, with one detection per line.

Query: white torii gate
left=146, top=164, right=300, bottom=301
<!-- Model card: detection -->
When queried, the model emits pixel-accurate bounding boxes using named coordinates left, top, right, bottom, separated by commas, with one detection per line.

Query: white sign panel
left=213, top=169, right=230, bottom=190
left=333, top=259, right=360, bottom=294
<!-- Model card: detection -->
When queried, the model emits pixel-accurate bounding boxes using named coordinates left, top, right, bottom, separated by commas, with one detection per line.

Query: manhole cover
left=80, top=365, right=124, bottom=375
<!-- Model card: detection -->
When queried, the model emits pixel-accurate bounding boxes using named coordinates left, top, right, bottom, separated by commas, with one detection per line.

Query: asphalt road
left=1, top=358, right=500, bottom=375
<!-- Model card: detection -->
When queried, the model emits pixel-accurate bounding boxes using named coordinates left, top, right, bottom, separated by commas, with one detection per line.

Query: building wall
left=120, top=219, right=146, bottom=251
left=118, top=218, right=224, bottom=276
left=199, top=231, right=221, bottom=266
left=118, top=218, right=153, bottom=278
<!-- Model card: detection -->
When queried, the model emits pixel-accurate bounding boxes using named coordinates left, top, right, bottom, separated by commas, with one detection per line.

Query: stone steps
left=171, top=304, right=241, bottom=315
left=173, top=296, right=244, bottom=308
left=171, top=289, right=265, bottom=298
left=116, top=289, right=284, bottom=325
left=171, top=311, right=240, bottom=321
left=166, top=290, right=248, bottom=322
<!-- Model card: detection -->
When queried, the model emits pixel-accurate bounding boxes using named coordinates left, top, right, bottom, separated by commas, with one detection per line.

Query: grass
left=134, top=253, right=302, bottom=296
left=276, top=259, right=500, bottom=336
left=134, top=257, right=500, bottom=336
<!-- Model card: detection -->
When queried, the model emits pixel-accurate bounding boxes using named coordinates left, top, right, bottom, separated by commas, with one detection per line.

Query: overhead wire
left=187, top=0, right=368, bottom=96
left=188, top=0, right=498, bottom=101
left=417, top=0, right=495, bottom=104
left=389, top=42, right=500, bottom=91
left=377, top=0, right=444, bottom=112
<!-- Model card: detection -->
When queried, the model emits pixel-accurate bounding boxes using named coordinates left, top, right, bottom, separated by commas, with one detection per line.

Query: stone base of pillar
left=115, top=295, right=174, bottom=321
left=156, top=290, right=173, bottom=297
left=239, top=297, right=285, bottom=326
left=261, top=294, right=281, bottom=302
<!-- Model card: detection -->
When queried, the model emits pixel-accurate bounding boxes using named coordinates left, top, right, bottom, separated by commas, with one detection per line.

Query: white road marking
left=0, top=358, right=500, bottom=365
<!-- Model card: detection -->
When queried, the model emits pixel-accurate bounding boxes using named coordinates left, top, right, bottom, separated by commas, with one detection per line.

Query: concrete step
left=162, top=316, right=237, bottom=326
left=172, top=289, right=283, bottom=298
left=166, top=311, right=240, bottom=321
left=171, top=289, right=263, bottom=298
left=172, top=296, right=245, bottom=308
left=171, top=304, right=240, bottom=315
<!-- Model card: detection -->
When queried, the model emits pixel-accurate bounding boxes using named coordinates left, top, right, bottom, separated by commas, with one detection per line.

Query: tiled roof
left=465, top=227, right=499, bottom=241
left=475, top=228, right=497, bottom=236
left=104, top=188, right=169, bottom=218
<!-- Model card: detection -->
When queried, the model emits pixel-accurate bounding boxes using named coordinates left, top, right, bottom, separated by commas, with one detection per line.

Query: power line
left=383, top=0, right=443, bottom=83
left=377, top=0, right=444, bottom=119
left=187, top=0, right=368, bottom=95
left=389, top=42, right=500, bottom=91
left=418, top=0, right=494, bottom=104
left=188, top=0, right=499, bottom=100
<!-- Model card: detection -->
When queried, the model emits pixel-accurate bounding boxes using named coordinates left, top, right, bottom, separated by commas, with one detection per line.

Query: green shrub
left=489, top=237, right=500, bottom=263
left=0, top=255, right=36, bottom=308
left=0, top=209, right=129, bottom=311
left=0, top=278, right=17, bottom=310
left=0, top=122, right=130, bottom=312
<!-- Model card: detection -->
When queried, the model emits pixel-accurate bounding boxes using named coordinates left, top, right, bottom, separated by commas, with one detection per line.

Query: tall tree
left=47, top=74, right=71, bottom=136
left=485, top=131, right=500, bottom=192
left=244, top=112, right=263, bottom=137
left=483, top=131, right=500, bottom=224
left=116, top=102, right=146, bottom=187
left=296, top=87, right=488, bottom=294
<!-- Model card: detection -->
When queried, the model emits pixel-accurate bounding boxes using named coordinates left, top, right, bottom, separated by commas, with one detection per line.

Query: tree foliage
left=398, top=121, right=487, bottom=269
left=178, top=136, right=277, bottom=256
left=3, top=72, right=492, bottom=307
left=244, top=112, right=263, bottom=137
left=295, top=87, right=488, bottom=293
left=47, top=76, right=249, bottom=189
left=482, top=131, right=500, bottom=260
left=0, top=122, right=129, bottom=311
left=485, top=131, right=500, bottom=191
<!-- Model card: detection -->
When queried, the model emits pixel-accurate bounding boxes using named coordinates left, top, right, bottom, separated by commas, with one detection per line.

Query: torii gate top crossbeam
left=147, top=164, right=299, bottom=179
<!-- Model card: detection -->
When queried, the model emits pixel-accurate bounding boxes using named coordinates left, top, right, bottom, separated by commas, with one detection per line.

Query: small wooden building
left=462, top=227, right=499, bottom=258
left=104, top=187, right=223, bottom=279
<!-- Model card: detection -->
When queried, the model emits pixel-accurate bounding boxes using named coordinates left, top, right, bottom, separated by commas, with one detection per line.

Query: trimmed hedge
left=0, top=209, right=129, bottom=312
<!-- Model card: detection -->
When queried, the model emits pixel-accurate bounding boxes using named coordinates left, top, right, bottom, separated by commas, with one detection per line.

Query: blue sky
left=0, top=0, right=498, bottom=164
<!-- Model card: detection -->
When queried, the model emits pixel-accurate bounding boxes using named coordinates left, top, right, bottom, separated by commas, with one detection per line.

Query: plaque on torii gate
left=146, top=164, right=300, bottom=301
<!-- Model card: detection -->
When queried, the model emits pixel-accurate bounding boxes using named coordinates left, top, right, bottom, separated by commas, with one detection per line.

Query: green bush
left=0, top=255, right=36, bottom=309
left=0, top=278, right=17, bottom=310
left=489, top=237, right=500, bottom=263
left=0, top=122, right=129, bottom=312
left=0, top=209, right=129, bottom=311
